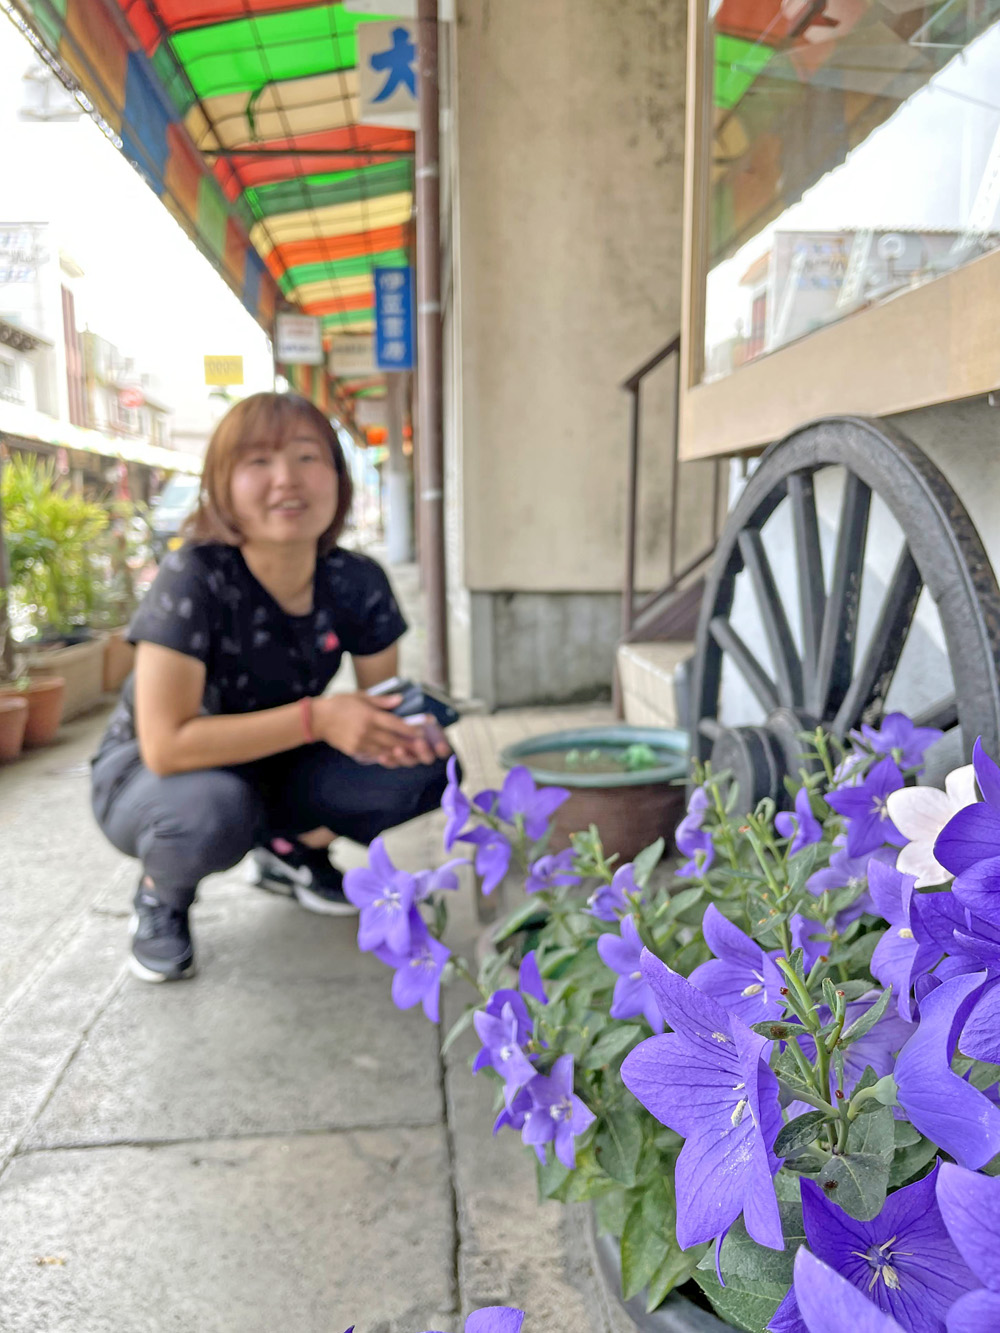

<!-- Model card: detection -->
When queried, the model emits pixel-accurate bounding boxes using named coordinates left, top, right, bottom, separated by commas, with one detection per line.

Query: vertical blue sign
left=375, top=266, right=414, bottom=371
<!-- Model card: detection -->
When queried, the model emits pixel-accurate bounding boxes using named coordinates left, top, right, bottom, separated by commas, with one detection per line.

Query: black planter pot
left=589, top=1212, right=734, bottom=1333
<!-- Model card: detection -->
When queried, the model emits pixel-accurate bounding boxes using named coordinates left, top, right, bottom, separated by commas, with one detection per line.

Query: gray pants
left=91, top=741, right=452, bottom=909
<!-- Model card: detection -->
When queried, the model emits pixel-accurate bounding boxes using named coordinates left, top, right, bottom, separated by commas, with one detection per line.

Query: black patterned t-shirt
left=94, top=542, right=407, bottom=759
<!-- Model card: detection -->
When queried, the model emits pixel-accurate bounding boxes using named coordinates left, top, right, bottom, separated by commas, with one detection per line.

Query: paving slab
left=28, top=960, right=442, bottom=1147
left=0, top=1130, right=454, bottom=1333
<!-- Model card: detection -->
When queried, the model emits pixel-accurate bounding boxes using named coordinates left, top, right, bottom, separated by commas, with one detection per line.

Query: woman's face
left=229, top=426, right=338, bottom=549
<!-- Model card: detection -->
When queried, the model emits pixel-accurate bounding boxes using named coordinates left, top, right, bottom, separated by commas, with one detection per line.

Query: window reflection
left=704, top=0, right=1000, bottom=381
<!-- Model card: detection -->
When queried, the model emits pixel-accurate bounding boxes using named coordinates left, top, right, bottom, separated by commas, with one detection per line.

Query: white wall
left=452, top=0, right=690, bottom=596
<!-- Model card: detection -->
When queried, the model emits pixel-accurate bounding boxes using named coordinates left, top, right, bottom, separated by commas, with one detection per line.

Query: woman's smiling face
left=229, top=428, right=338, bottom=548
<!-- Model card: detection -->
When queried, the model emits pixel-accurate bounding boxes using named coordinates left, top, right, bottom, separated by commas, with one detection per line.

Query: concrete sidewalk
left=0, top=569, right=629, bottom=1332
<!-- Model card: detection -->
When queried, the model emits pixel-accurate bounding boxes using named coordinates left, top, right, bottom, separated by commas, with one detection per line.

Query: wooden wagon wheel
left=690, top=417, right=1000, bottom=809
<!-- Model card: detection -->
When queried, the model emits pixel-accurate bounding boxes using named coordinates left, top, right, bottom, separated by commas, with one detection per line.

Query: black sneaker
left=249, top=841, right=359, bottom=917
left=129, top=888, right=196, bottom=982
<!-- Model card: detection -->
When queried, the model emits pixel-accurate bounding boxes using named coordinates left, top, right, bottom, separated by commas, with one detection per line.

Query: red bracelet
left=300, top=695, right=315, bottom=744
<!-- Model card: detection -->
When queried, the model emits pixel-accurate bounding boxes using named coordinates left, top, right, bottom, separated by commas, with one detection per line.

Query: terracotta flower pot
left=0, top=696, right=28, bottom=762
left=0, top=677, right=67, bottom=748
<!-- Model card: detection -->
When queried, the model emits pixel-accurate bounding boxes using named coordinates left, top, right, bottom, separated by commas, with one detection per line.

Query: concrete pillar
left=384, top=372, right=413, bottom=564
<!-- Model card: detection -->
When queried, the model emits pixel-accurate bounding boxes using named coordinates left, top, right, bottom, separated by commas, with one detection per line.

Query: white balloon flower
left=885, top=764, right=978, bottom=888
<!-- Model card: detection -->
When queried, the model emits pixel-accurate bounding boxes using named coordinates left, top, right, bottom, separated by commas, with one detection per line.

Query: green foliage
left=2, top=455, right=109, bottom=634
left=432, top=724, right=997, bottom=1317
left=694, top=1207, right=805, bottom=1332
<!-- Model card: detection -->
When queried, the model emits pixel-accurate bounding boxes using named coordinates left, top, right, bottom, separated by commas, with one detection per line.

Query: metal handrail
left=618, top=333, right=725, bottom=669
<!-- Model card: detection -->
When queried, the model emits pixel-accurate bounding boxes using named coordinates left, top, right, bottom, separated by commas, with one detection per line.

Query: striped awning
left=9, top=1, right=414, bottom=358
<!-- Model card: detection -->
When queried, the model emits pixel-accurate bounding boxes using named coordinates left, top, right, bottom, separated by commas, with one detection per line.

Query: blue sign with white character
left=375, top=266, right=415, bottom=371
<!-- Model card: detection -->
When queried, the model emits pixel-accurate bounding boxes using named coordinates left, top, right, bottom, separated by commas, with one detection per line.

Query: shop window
left=701, top=0, right=1000, bottom=382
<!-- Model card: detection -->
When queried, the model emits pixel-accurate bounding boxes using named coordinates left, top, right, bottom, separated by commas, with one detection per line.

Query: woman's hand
left=312, top=693, right=441, bottom=767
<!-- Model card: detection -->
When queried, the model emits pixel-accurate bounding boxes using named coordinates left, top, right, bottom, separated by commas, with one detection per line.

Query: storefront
left=680, top=0, right=1000, bottom=458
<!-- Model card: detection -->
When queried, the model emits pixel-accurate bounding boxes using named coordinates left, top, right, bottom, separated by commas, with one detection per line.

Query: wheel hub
left=709, top=709, right=821, bottom=810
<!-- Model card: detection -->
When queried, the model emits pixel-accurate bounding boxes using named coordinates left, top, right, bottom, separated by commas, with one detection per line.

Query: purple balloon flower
left=933, top=741, right=1000, bottom=928
left=473, top=1000, right=538, bottom=1105
left=859, top=712, right=944, bottom=770
left=826, top=756, right=904, bottom=858
left=493, top=1084, right=534, bottom=1138
left=936, top=1162, right=1000, bottom=1333
left=472, top=988, right=533, bottom=1074
left=596, top=915, right=664, bottom=1033
left=775, top=788, right=824, bottom=856
left=525, top=849, right=580, bottom=895
left=421, top=1307, right=525, bottom=1333
left=868, top=860, right=944, bottom=1021
left=495, top=766, right=571, bottom=841
left=521, top=1053, right=596, bottom=1169
left=769, top=1166, right=977, bottom=1333
left=373, top=910, right=451, bottom=1023
left=807, top=838, right=880, bottom=895
left=343, top=837, right=418, bottom=954
left=413, top=857, right=468, bottom=900
left=518, top=951, right=548, bottom=1005
left=621, top=951, right=784, bottom=1252
left=587, top=862, right=640, bottom=921
left=788, top=1249, right=905, bottom=1333
left=675, top=786, right=715, bottom=877
left=442, top=755, right=471, bottom=851
left=459, top=825, right=513, bottom=895
left=687, top=904, right=786, bottom=1026
left=894, top=969, right=1000, bottom=1170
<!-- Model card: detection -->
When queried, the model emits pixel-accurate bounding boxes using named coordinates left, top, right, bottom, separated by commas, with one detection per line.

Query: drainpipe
left=384, top=370, right=413, bottom=565
left=415, top=0, right=450, bottom=691
left=0, top=443, right=13, bottom=678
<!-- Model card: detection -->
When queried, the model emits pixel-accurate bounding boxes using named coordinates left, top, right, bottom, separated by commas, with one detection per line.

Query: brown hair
left=181, top=392, right=353, bottom=554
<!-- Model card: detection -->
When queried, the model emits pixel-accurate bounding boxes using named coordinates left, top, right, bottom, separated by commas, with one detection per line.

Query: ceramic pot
left=0, top=677, right=67, bottom=747
left=0, top=696, right=28, bottom=761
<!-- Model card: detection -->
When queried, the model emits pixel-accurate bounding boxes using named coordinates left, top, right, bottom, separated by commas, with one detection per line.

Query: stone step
left=616, top=640, right=694, bottom=730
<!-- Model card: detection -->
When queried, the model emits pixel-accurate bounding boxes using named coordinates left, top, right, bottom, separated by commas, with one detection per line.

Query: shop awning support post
left=416, top=0, right=450, bottom=691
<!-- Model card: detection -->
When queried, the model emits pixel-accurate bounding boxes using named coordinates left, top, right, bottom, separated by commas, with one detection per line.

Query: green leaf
left=694, top=1205, right=804, bottom=1333
left=753, top=1020, right=812, bottom=1041
left=816, top=1099, right=894, bottom=1222
left=536, top=1155, right=571, bottom=1200
left=665, top=885, right=704, bottom=918
left=581, top=1024, right=644, bottom=1070
left=441, top=1004, right=477, bottom=1056
left=893, top=1121, right=921, bottom=1149
left=621, top=1179, right=676, bottom=1301
left=646, top=1241, right=708, bottom=1311
left=775, top=1110, right=832, bottom=1158
left=492, top=900, right=549, bottom=942
left=632, top=838, right=666, bottom=888
left=839, top=988, right=893, bottom=1047
left=787, top=842, right=822, bottom=894
left=888, top=1132, right=938, bottom=1188
left=837, top=979, right=881, bottom=1001
left=595, top=1103, right=645, bottom=1187
left=593, top=1187, right=632, bottom=1239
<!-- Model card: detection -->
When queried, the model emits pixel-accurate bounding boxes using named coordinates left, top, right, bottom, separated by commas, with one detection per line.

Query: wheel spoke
left=832, top=547, right=923, bottom=738
left=810, top=473, right=872, bottom=718
left=788, top=471, right=826, bottom=685
left=709, top=617, right=781, bottom=714
left=913, top=695, right=959, bottom=732
left=698, top=717, right=723, bottom=741
left=738, top=529, right=803, bottom=707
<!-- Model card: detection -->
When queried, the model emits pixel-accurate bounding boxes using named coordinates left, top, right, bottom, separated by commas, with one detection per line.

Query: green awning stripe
left=247, top=160, right=412, bottom=220
left=170, top=4, right=382, bottom=100
left=279, top=248, right=410, bottom=294
left=321, top=308, right=376, bottom=328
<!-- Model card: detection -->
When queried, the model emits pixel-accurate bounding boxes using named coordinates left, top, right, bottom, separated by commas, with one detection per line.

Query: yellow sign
left=204, top=355, right=244, bottom=386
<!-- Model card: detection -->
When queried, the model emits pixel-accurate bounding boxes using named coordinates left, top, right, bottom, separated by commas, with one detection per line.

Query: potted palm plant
left=0, top=591, right=63, bottom=752
left=3, top=454, right=109, bottom=720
